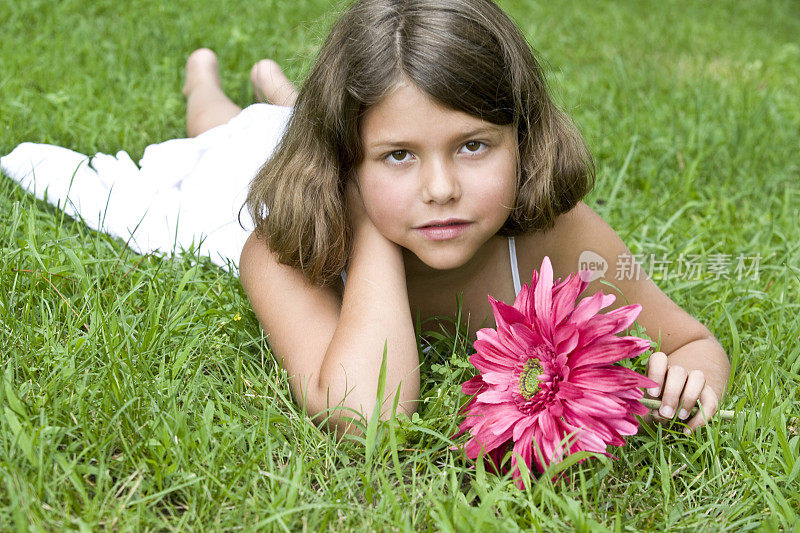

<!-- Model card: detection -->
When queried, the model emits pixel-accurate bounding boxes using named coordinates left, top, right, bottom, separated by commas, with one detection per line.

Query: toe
left=183, top=48, right=220, bottom=96
left=250, top=59, right=297, bottom=106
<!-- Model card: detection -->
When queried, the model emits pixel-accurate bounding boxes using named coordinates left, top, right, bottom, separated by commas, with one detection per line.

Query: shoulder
left=514, top=201, right=601, bottom=280
left=239, top=231, right=343, bottom=386
left=514, top=202, right=712, bottom=353
left=240, top=231, right=344, bottom=298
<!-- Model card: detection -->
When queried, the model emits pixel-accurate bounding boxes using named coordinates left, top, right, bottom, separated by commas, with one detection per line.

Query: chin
left=403, top=245, right=473, bottom=272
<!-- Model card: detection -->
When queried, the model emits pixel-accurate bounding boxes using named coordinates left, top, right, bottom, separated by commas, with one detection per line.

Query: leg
left=183, top=48, right=242, bottom=137
left=250, top=59, right=299, bottom=107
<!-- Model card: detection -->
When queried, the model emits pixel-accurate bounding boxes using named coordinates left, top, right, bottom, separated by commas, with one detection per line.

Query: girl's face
left=356, top=82, right=518, bottom=274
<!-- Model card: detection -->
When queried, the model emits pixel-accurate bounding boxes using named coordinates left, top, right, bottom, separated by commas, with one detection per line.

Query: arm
left=318, top=217, right=420, bottom=435
left=545, top=202, right=731, bottom=432
left=239, top=182, right=419, bottom=438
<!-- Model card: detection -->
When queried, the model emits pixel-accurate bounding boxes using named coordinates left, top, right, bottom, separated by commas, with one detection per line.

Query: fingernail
left=659, top=405, right=674, bottom=418
left=678, top=409, right=689, bottom=420
left=647, top=387, right=659, bottom=396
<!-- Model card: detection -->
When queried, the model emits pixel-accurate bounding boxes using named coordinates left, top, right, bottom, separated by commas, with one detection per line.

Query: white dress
left=0, top=103, right=293, bottom=272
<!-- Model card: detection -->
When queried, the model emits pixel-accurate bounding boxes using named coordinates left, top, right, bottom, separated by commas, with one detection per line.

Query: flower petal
left=510, top=428, right=534, bottom=487
left=551, top=274, right=588, bottom=326
left=577, top=304, right=644, bottom=346
left=568, top=336, right=651, bottom=368
left=555, top=323, right=580, bottom=355
left=571, top=366, right=656, bottom=392
left=489, top=295, right=527, bottom=330
left=567, top=291, right=616, bottom=327
left=476, top=389, right=514, bottom=404
left=461, top=376, right=485, bottom=396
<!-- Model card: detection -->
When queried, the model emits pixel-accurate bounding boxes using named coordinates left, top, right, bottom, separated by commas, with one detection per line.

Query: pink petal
left=571, top=366, right=655, bottom=392
left=513, top=282, right=533, bottom=317
left=480, top=404, right=524, bottom=436
left=476, top=389, right=514, bottom=404
left=465, top=431, right=509, bottom=458
left=512, top=414, right=540, bottom=441
left=508, top=322, right=545, bottom=349
left=489, top=295, right=527, bottom=330
left=510, top=428, right=534, bottom=487
left=569, top=396, right=627, bottom=418
left=604, top=415, right=639, bottom=436
left=498, top=323, right=539, bottom=356
left=578, top=304, right=643, bottom=346
left=551, top=274, right=588, bottom=326
left=568, top=336, right=651, bottom=368
left=562, top=420, right=607, bottom=454
left=555, top=324, right=580, bottom=355
left=480, top=371, right=515, bottom=387
left=461, top=376, right=485, bottom=396
left=567, top=291, right=616, bottom=327
left=471, top=335, right=520, bottom=372
left=537, top=414, right=560, bottom=469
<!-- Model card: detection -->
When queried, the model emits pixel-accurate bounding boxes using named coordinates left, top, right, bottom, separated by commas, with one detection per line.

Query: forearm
left=666, top=336, right=731, bottom=400
left=316, top=224, right=420, bottom=432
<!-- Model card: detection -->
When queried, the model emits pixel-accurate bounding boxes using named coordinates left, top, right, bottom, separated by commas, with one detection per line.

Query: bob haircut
left=246, top=0, right=595, bottom=287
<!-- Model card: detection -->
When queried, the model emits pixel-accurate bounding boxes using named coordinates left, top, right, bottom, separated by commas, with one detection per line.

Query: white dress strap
left=508, top=236, right=522, bottom=296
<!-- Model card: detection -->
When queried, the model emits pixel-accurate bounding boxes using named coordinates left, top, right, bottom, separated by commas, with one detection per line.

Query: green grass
left=1, top=0, right=799, bottom=530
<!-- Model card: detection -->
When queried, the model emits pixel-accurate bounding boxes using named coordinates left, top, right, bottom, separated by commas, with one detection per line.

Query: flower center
left=518, top=359, right=543, bottom=400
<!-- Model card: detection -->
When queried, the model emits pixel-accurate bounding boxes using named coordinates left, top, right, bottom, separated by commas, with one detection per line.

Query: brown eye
left=391, top=150, right=408, bottom=161
left=464, top=141, right=484, bottom=152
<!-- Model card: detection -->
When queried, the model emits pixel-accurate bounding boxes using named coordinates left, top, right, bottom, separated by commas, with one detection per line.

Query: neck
left=402, top=235, right=504, bottom=286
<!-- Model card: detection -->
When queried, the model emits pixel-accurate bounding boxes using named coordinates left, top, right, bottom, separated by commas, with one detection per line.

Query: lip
left=415, top=220, right=472, bottom=241
left=416, top=218, right=471, bottom=228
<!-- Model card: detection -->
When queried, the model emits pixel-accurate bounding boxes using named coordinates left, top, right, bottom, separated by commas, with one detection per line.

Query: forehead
left=360, top=82, right=511, bottom=147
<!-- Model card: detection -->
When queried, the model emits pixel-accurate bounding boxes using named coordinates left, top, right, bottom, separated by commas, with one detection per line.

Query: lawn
left=1, top=0, right=799, bottom=530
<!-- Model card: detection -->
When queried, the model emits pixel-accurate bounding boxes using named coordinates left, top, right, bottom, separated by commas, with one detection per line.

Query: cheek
left=358, top=168, right=410, bottom=227
left=474, top=156, right=517, bottom=212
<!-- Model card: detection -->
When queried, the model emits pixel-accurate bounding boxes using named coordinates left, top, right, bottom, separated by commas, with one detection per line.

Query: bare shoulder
left=239, top=232, right=343, bottom=411
left=514, top=201, right=713, bottom=353
left=513, top=201, right=595, bottom=281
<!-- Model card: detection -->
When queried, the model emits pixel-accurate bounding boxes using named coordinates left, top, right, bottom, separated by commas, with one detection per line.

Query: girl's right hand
left=344, top=179, right=403, bottom=255
left=344, top=179, right=371, bottom=234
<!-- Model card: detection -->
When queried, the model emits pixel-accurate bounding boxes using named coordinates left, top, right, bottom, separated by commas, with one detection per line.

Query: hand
left=645, top=351, right=719, bottom=434
left=344, top=178, right=371, bottom=233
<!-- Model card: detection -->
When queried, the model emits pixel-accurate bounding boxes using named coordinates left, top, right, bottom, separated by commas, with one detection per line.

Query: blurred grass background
left=1, top=0, right=799, bottom=530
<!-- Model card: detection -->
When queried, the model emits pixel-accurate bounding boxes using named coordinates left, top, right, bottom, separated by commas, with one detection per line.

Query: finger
left=677, top=370, right=705, bottom=420
left=685, top=386, right=718, bottom=434
left=658, top=365, right=688, bottom=419
left=645, top=352, right=668, bottom=398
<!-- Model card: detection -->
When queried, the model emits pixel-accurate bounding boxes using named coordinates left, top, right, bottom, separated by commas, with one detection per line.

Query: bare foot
left=183, top=48, right=241, bottom=137
left=250, top=59, right=298, bottom=107
left=183, top=48, right=223, bottom=98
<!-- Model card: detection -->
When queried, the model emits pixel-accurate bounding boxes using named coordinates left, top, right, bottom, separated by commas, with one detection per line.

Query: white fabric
left=508, top=235, right=521, bottom=296
left=0, top=103, right=293, bottom=271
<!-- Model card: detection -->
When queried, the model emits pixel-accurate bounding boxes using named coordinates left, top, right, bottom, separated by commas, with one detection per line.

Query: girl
left=3, top=0, right=729, bottom=436
left=210, top=0, right=728, bottom=435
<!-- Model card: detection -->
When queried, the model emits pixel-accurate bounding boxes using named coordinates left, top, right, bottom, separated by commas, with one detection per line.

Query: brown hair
left=246, top=0, right=595, bottom=287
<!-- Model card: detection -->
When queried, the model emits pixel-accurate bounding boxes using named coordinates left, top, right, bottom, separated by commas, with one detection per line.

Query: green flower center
left=519, top=359, right=543, bottom=400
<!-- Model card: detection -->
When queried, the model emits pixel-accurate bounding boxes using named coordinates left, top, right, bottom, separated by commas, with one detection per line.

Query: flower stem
left=639, top=398, right=735, bottom=421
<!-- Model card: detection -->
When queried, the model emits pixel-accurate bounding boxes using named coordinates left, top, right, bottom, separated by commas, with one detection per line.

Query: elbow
left=308, top=373, right=420, bottom=437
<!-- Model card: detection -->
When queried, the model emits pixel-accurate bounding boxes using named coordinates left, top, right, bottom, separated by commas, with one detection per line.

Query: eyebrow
left=366, top=125, right=504, bottom=151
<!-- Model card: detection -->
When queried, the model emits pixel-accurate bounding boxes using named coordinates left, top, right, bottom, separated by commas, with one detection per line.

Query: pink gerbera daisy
left=456, top=256, right=656, bottom=488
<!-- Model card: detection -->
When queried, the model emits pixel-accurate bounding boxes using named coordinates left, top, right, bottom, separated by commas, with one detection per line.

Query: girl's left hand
left=645, top=351, right=719, bottom=434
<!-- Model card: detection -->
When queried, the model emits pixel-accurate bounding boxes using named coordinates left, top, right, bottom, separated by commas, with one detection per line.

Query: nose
left=420, top=158, right=461, bottom=204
